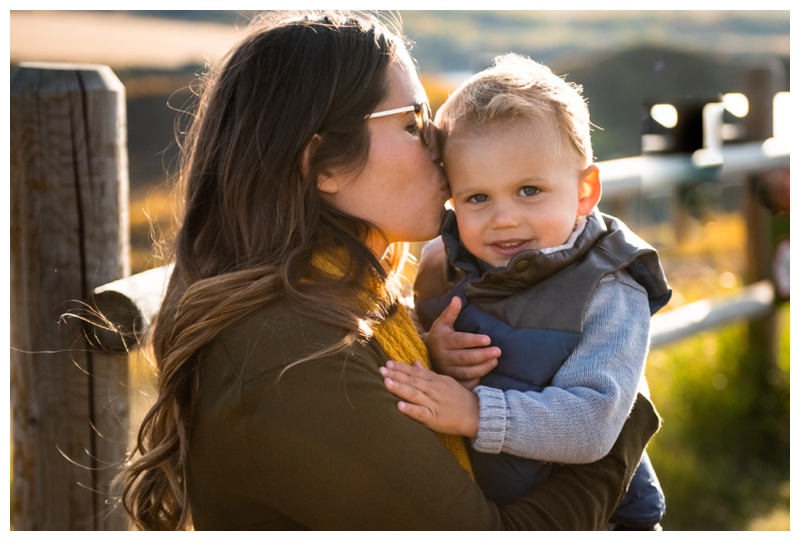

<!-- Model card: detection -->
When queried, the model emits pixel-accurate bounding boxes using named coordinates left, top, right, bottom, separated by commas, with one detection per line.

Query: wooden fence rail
left=87, top=268, right=780, bottom=353
left=10, top=61, right=789, bottom=530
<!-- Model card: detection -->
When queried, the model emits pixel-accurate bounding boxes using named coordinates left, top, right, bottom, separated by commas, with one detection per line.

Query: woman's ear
left=577, top=164, right=602, bottom=216
left=317, top=174, right=340, bottom=195
left=301, top=134, right=322, bottom=179
left=302, top=134, right=339, bottom=195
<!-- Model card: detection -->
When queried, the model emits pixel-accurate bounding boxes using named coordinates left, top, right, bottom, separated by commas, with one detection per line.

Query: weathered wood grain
left=10, top=63, right=130, bottom=530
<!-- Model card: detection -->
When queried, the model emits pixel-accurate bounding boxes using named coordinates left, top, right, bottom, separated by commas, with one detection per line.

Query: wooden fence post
left=10, top=63, right=131, bottom=530
left=741, top=57, right=786, bottom=370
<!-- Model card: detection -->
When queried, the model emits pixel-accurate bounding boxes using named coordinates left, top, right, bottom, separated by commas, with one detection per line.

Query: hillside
left=11, top=10, right=789, bottom=72
left=10, top=10, right=790, bottom=183
left=399, top=9, right=790, bottom=72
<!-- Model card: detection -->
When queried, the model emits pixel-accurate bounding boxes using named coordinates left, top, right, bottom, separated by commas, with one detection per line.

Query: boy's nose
left=490, top=201, right=519, bottom=228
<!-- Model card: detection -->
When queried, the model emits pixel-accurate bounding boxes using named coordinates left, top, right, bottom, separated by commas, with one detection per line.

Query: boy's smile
left=444, top=121, right=600, bottom=268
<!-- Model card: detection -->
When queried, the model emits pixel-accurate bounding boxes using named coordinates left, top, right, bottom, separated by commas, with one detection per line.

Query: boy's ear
left=577, top=164, right=602, bottom=216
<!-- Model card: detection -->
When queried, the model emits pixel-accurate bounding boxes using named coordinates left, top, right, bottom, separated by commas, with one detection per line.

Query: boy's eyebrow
left=450, top=175, right=559, bottom=198
left=448, top=183, right=483, bottom=197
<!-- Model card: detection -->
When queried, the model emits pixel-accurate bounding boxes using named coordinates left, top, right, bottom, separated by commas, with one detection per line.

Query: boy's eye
left=519, top=186, right=541, bottom=197
left=467, top=194, right=489, bottom=204
left=406, top=121, right=419, bottom=135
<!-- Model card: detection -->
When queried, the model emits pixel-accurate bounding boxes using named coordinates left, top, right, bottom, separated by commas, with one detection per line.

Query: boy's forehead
left=445, top=119, right=561, bottom=157
left=457, top=113, right=557, bottom=137
left=443, top=119, right=585, bottom=181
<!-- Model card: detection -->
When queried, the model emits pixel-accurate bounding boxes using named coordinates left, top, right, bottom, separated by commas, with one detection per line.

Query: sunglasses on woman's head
left=365, top=102, right=435, bottom=147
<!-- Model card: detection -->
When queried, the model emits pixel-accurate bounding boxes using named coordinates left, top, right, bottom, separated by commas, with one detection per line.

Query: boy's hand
left=426, top=296, right=501, bottom=389
left=380, top=360, right=479, bottom=439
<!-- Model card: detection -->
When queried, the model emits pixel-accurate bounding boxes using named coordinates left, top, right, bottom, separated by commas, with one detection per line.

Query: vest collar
left=439, top=208, right=608, bottom=289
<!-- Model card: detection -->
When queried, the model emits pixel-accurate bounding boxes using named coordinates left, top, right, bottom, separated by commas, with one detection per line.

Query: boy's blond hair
left=436, top=53, right=593, bottom=169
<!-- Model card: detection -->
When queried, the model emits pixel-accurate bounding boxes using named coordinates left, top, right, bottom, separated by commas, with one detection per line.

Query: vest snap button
left=515, top=260, right=530, bottom=272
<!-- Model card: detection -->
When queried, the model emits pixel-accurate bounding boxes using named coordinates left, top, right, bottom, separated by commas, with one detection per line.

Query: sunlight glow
left=718, top=271, right=737, bottom=289
left=691, top=148, right=723, bottom=167
left=762, top=137, right=789, bottom=157
left=703, top=102, right=724, bottom=151
left=650, top=103, right=678, bottom=128
left=773, top=91, right=789, bottom=141
left=723, top=93, right=749, bottom=118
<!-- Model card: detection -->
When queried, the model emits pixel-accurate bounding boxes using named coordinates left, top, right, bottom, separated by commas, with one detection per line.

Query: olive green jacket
left=186, top=298, right=661, bottom=530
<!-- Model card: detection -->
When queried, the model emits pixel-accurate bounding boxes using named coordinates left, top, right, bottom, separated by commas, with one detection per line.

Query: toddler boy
left=383, top=53, right=671, bottom=530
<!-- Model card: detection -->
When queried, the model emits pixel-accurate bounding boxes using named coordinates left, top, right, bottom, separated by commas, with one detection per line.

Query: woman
left=117, top=11, right=660, bottom=530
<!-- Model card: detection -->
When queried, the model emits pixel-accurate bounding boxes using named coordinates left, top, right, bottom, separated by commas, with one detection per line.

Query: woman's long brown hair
left=115, top=11, right=409, bottom=530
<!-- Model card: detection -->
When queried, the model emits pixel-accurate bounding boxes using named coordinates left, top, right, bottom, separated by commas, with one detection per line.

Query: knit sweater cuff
left=472, top=386, right=508, bottom=454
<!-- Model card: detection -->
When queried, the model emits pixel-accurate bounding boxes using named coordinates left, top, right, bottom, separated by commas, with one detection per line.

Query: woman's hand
left=380, top=360, right=480, bottom=439
left=425, top=296, right=501, bottom=389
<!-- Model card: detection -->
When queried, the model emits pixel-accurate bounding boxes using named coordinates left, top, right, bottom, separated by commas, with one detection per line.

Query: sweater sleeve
left=472, top=271, right=651, bottom=463
left=191, top=304, right=660, bottom=530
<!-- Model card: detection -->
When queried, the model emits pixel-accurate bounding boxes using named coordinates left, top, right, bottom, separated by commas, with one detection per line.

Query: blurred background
left=9, top=9, right=791, bottom=531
